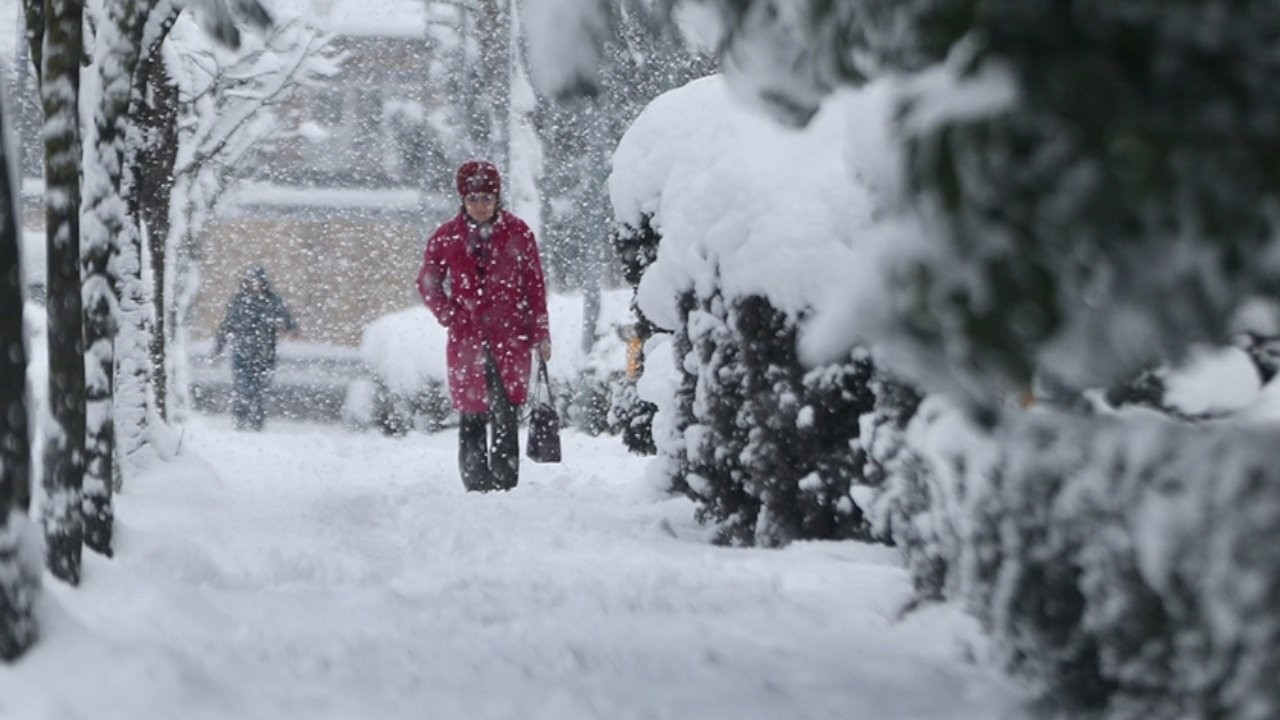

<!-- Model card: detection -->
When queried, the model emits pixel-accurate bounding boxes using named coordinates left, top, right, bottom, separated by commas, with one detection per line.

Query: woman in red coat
left=417, top=161, right=552, bottom=491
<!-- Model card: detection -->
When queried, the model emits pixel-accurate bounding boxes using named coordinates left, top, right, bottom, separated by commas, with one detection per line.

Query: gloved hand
left=536, top=341, right=552, bottom=363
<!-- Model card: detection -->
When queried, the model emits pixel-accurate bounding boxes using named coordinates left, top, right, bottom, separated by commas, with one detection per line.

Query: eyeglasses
left=464, top=193, right=496, bottom=205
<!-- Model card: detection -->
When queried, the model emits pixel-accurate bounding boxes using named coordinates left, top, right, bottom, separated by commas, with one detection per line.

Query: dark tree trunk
left=0, top=82, right=40, bottom=662
left=134, top=50, right=178, bottom=421
left=39, top=0, right=86, bottom=585
left=0, top=115, right=30, bottom=523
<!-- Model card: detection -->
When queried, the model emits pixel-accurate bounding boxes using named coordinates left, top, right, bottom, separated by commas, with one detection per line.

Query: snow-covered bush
left=869, top=396, right=990, bottom=602
left=567, top=369, right=610, bottom=435
left=734, top=295, right=877, bottom=546
left=356, top=307, right=453, bottom=434
left=875, top=401, right=1280, bottom=719
left=771, top=0, right=1280, bottom=406
left=675, top=285, right=752, bottom=545
left=606, top=373, right=655, bottom=455
left=626, top=277, right=881, bottom=547
left=610, top=74, right=892, bottom=546
left=1008, top=413, right=1280, bottom=719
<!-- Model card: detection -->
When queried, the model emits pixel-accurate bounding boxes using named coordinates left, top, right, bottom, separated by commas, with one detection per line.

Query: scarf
left=466, top=220, right=494, bottom=272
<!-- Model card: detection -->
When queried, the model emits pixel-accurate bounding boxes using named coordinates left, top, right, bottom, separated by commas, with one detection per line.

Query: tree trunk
left=0, top=80, right=41, bottom=662
left=82, top=0, right=150, bottom=556
left=470, top=0, right=510, bottom=166
left=116, top=4, right=177, bottom=472
left=135, top=48, right=177, bottom=422
left=23, top=2, right=44, bottom=88
left=39, top=0, right=86, bottom=585
left=166, top=235, right=199, bottom=418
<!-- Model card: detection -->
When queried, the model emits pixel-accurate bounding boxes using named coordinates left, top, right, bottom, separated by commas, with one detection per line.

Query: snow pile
left=1160, top=346, right=1260, bottom=416
left=0, top=417, right=1024, bottom=718
left=352, top=306, right=451, bottom=433
left=609, top=74, right=873, bottom=332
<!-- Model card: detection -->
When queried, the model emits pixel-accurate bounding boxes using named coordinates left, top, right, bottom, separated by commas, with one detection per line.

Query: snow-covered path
left=2, top=419, right=1022, bottom=720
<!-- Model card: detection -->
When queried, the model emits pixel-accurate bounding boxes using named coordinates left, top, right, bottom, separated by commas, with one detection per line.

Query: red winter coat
left=416, top=210, right=551, bottom=413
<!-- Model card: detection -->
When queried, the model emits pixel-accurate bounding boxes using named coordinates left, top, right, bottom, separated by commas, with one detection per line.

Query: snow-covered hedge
left=875, top=398, right=1280, bottom=720
left=613, top=63, right=1280, bottom=719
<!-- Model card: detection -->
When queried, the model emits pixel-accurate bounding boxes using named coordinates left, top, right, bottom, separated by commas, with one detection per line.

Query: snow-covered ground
left=1, top=418, right=1023, bottom=720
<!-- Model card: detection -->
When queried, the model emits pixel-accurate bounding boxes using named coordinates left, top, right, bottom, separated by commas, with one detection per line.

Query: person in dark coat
left=214, top=266, right=298, bottom=430
left=417, top=160, right=552, bottom=492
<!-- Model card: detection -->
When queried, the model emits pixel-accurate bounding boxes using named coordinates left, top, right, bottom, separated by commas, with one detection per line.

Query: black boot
left=458, top=412, right=495, bottom=491
left=486, top=351, right=520, bottom=490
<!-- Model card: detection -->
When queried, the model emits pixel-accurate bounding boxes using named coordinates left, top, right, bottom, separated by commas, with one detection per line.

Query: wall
left=191, top=213, right=431, bottom=347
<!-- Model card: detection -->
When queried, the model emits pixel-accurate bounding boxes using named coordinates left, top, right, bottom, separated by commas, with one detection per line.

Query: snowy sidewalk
left=1, top=418, right=1023, bottom=720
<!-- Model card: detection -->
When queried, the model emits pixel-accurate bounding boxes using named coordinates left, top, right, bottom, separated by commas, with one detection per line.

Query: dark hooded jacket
left=215, top=267, right=297, bottom=373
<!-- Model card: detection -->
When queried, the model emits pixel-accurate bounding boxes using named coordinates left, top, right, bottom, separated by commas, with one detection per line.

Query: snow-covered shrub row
left=612, top=62, right=1280, bottom=716
left=597, top=4, right=1280, bottom=715
left=876, top=400, right=1280, bottom=720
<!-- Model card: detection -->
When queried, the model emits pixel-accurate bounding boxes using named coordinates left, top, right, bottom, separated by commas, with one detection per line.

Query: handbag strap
left=535, top=357, right=553, bottom=405
left=540, top=357, right=552, bottom=393
left=521, top=358, right=547, bottom=423
left=529, top=358, right=541, bottom=404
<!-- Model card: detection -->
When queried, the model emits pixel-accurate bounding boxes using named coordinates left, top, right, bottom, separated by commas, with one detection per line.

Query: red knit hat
left=456, top=160, right=501, bottom=197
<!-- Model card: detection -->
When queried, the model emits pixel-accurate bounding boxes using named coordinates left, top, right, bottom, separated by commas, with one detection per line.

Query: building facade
left=194, top=6, right=463, bottom=348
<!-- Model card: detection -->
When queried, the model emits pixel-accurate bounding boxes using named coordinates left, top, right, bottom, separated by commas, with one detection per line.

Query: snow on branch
left=168, top=13, right=341, bottom=229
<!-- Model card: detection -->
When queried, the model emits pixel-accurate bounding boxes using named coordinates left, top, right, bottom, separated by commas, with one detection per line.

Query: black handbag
left=526, top=358, right=561, bottom=463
